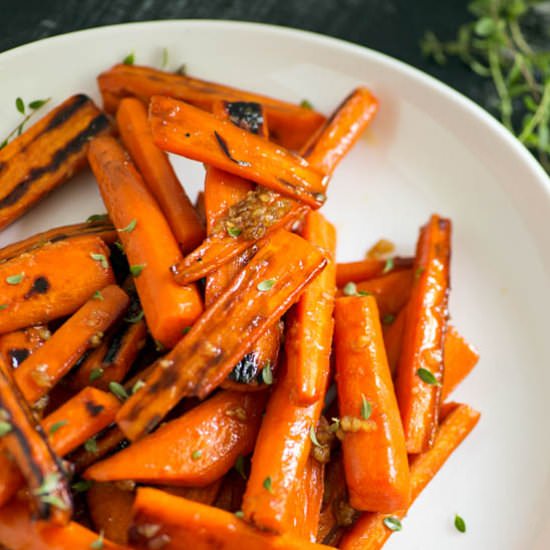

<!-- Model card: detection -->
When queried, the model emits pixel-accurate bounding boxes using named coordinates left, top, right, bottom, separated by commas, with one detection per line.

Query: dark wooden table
left=0, top=0, right=494, bottom=110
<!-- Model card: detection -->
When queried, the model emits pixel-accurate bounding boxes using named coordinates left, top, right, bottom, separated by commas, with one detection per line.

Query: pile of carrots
left=0, top=60, right=480, bottom=549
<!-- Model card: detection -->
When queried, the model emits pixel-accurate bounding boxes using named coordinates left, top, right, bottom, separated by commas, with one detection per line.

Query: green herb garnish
left=122, top=52, right=135, bottom=65
left=6, top=273, right=24, bottom=285
left=191, top=449, right=203, bottom=461
left=131, top=379, right=146, bottom=394
left=227, top=225, right=242, bottom=238
left=93, top=290, right=104, bottom=301
left=40, top=494, right=69, bottom=510
left=15, top=97, right=25, bottom=114
left=382, top=257, right=395, bottom=274
left=72, top=479, right=93, bottom=493
left=109, top=381, right=129, bottom=401
left=383, top=516, right=403, bottom=532
left=182, top=327, right=191, bottom=335
left=300, top=99, right=313, bottom=109
left=343, top=282, right=358, bottom=296
left=262, top=476, right=273, bottom=493
left=235, top=510, right=244, bottom=518
left=118, top=219, right=137, bottom=233
left=257, top=279, right=275, bottom=291
left=86, top=213, right=109, bottom=223
left=90, top=531, right=104, bottom=549
left=235, top=455, right=247, bottom=480
left=360, top=393, right=372, bottom=420
left=90, top=253, right=109, bottom=269
left=130, top=264, right=146, bottom=277
left=89, top=368, right=104, bottom=382
left=261, top=361, right=273, bottom=385
left=0, top=304, right=7, bottom=311
left=0, top=97, right=51, bottom=150
left=382, top=314, right=395, bottom=325
left=0, top=421, right=12, bottom=437
left=125, top=310, right=144, bottom=323
left=309, top=425, right=322, bottom=447
left=48, top=420, right=68, bottom=435
left=416, top=367, right=441, bottom=386
left=454, top=514, right=467, bottom=533
left=84, top=437, right=98, bottom=454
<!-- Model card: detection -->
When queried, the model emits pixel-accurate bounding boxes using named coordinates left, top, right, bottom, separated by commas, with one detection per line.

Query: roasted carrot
left=334, top=296, right=410, bottom=512
left=150, top=96, right=328, bottom=208
left=339, top=403, right=480, bottom=550
left=336, top=257, right=413, bottom=287
left=162, top=479, right=222, bottom=506
left=88, top=136, right=203, bottom=348
left=13, top=284, right=128, bottom=403
left=285, top=211, right=336, bottom=404
left=213, top=100, right=270, bottom=138
left=0, top=217, right=116, bottom=264
left=442, top=326, right=479, bottom=400
left=85, top=390, right=266, bottom=486
left=129, top=487, right=335, bottom=550
left=116, top=97, right=205, bottom=253
left=300, top=87, right=378, bottom=174
left=0, top=236, right=115, bottom=334
left=0, top=361, right=71, bottom=523
left=0, top=325, right=49, bottom=369
left=117, top=229, right=327, bottom=441
left=98, top=63, right=325, bottom=150
left=0, top=94, right=111, bottom=230
left=395, top=215, right=451, bottom=453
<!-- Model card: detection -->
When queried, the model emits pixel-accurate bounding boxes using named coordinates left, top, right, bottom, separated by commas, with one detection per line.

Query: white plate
left=1, top=20, right=550, bottom=550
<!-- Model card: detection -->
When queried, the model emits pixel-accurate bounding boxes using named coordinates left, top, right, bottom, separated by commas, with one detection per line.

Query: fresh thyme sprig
left=0, top=97, right=51, bottom=149
left=421, top=0, right=550, bottom=172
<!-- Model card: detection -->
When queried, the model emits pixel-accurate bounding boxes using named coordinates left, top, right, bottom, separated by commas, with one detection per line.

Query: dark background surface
left=0, top=0, right=499, bottom=111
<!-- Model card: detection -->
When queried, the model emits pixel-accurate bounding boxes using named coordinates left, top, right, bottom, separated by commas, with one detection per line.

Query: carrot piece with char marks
left=88, top=135, right=203, bottom=348
left=336, top=256, right=413, bottom=287
left=395, top=215, right=451, bottom=453
left=213, top=100, right=270, bottom=139
left=116, top=229, right=327, bottom=441
left=0, top=325, right=49, bottom=369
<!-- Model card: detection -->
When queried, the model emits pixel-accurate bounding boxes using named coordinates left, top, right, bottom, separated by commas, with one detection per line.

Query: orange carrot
left=116, top=229, right=327, bottom=441
left=149, top=96, right=328, bottom=208
left=336, top=257, right=413, bottom=287
left=0, top=95, right=111, bottom=230
left=0, top=236, right=115, bottom=334
left=0, top=325, right=49, bottom=369
left=395, top=215, right=451, bottom=453
left=213, top=100, right=270, bottom=138
left=442, top=327, right=479, bottom=400
left=129, top=487, right=335, bottom=550
left=13, top=285, right=129, bottom=403
left=339, top=403, right=480, bottom=550
left=88, top=135, right=203, bottom=348
left=116, top=97, right=205, bottom=253
left=334, top=296, right=410, bottom=512
left=85, top=391, right=266, bottom=486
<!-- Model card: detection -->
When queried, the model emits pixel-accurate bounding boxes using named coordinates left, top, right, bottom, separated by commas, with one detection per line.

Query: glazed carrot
left=0, top=325, right=49, bottom=369
left=334, top=296, right=410, bottom=512
left=162, top=479, right=223, bottom=506
left=98, top=63, right=325, bottom=150
left=0, top=94, right=111, bottom=230
left=0, top=361, right=71, bottom=523
left=117, top=97, right=205, bottom=253
left=85, top=390, right=266, bottom=486
left=0, top=497, right=126, bottom=550
left=117, top=229, right=327, bottom=441
left=395, top=215, right=451, bottom=453
left=87, top=482, right=135, bottom=545
left=129, top=487, right=335, bottom=550
left=213, top=100, right=270, bottom=138
left=339, top=403, right=480, bottom=550
left=285, top=211, right=336, bottom=404
left=14, top=285, right=128, bottom=403
left=0, top=218, right=116, bottom=263
left=382, top=307, right=407, bottom=374
left=300, top=87, right=378, bottom=174
left=442, top=327, right=479, bottom=400
left=0, top=236, right=115, bottom=334
left=150, top=96, right=328, bottom=208
left=336, top=257, right=413, bottom=287
left=88, top=136, right=203, bottom=348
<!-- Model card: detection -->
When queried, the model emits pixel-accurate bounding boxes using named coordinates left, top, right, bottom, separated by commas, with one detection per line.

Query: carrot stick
left=336, top=257, right=413, bottom=287
left=0, top=218, right=116, bottom=263
left=129, top=487, right=335, bottom=550
left=116, top=97, right=205, bottom=253
left=285, top=211, right=336, bottom=404
left=334, top=296, right=410, bottom=512
left=0, top=94, right=111, bottom=230
left=88, top=136, right=203, bottom=348
left=395, top=215, right=451, bottom=453
left=149, top=96, right=328, bottom=208
left=85, top=390, right=266, bottom=486
left=0, top=325, right=49, bottom=369
left=0, top=236, right=115, bottom=334
left=97, top=63, right=325, bottom=150
left=300, top=87, right=378, bottom=174
left=117, top=229, right=327, bottom=441
left=213, top=100, right=270, bottom=138
left=0, top=360, right=71, bottom=523
left=441, top=327, right=479, bottom=400
left=14, top=284, right=129, bottom=403
left=339, top=403, right=480, bottom=550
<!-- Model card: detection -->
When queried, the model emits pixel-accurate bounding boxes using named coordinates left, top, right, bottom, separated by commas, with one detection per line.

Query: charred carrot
left=149, top=96, right=328, bottom=208
left=14, top=285, right=129, bottom=403
left=336, top=257, right=413, bottom=287
left=98, top=63, right=325, bottom=150
left=88, top=136, right=203, bottom=348
left=0, top=325, right=49, bottom=369
left=86, top=391, right=266, bottom=486
left=213, top=100, right=270, bottom=138
left=339, top=403, right=480, bottom=550
left=116, top=97, right=205, bottom=253
left=0, top=236, right=115, bottom=334
left=117, top=229, right=327, bottom=441
left=334, top=296, right=410, bottom=512
left=0, top=94, right=111, bottom=230
left=129, top=487, right=335, bottom=550
left=395, top=215, right=451, bottom=453
left=442, top=327, right=479, bottom=400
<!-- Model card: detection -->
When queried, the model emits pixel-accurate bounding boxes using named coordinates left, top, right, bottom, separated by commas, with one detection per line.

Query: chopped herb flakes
left=15, top=97, right=25, bottom=114
left=257, top=279, right=275, bottom=292
left=90, top=531, right=105, bottom=549
left=309, top=426, right=322, bottom=448
left=48, top=420, right=68, bottom=435
left=90, top=253, right=109, bottom=269
left=382, top=257, right=394, bottom=274
left=125, top=310, right=144, bottom=323
left=118, top=219, right=137, bottom=233
left=454, top=514, right=466, bottom=533
left=0, top=421, right=12, bottom=437
left=122, top=52, right=135, bottom=65
left=191, top=449, right=203, bottom=461
left=86, top=214, right=109, bottom=223
left=262, top=476, right=273, bottom=493
left=132, top=379, right=146, bottom=394
left=109, top=381, right=129, bottom=401
left=235, top=455, right=247, bottom=480
left=0, top=304, right=7, bottom=311
left=416, top=367, right=441, bottom=386
left=72, top=479, right=93, bottom=493
left=360, top=394, right=372, bottom=420
left=261, top=362, right=273, bottom=385
left=130, top=264, right=146, bottom=277
left=6, top=273, right=24, bottom=285
left=383, top=516, right=402, bottom=532
left=300, top=99, right=313, bottom=109
left=89, top=368, right=104, bottom=382
left=382, top=314, right=395, bottom=325
left=85, top=437, right=98, bottom=454
left=226, top=225, right=242, bottom=238
left=93, top=290, right=104, bottom=301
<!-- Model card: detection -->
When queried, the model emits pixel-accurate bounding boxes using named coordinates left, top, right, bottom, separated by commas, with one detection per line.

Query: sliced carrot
left=0, top=325, right=49, bottom=369
left=98, top=63, right=325, bottom=150
left=0, top=95, right=111, bottom=230
left=117, top=229, right=327, bottom=441
left=334, top=296, right=410, bottom=512
left=117, top=97, right=205, bottom=253
left=0, top=236, right=115, bottom=334
left=149, top=96, right=328, bottom=208
left=129, top=487, right=335, bottom=550
left=336, top=257, right=413, bottom=287
left=85, top=391, right=266, bottom=486
left=395, top=215, right=451, bottom=453
left=339, top=403, right=480, bottom=550
left=442, top=327, right=479, bottom=400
